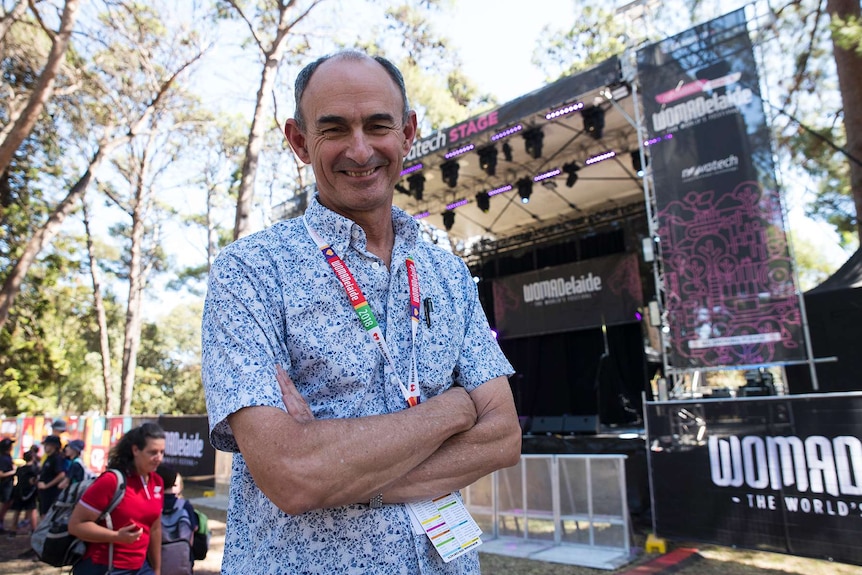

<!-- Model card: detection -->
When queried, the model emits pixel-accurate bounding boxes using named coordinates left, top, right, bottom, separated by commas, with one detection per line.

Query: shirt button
left=372, top=262, right=380, bottom=270
left=352, top=229, right=361, bottom=239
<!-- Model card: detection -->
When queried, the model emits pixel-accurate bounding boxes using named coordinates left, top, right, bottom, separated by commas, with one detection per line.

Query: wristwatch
left=369, top=493, right=384, bottom=508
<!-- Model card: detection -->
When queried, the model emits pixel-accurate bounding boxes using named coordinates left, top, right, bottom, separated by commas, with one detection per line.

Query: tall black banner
left=491, top=252, right=642, bottom=339
left=646, top=393, right=862, bottom=565
left=637, top=10, right=803, bottom=368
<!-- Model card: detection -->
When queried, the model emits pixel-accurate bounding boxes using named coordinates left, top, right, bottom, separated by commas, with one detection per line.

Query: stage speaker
left=530, top=416, right=564, bottom=435
left=562, top=414, right=599, bottom=435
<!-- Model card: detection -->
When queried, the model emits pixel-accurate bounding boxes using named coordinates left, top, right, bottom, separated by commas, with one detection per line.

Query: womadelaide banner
left=491, top=252, right=642, bottom=339
left=637, top=9, right=803, bottom=368
left=646, top=393, right=862, bottom=565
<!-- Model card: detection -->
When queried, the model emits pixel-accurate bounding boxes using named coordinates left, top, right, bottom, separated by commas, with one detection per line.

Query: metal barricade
left=464, top=454, right=632, bottom=570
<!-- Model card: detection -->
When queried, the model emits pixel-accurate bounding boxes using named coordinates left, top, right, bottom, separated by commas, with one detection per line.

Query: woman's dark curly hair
left=108, top=422, right=165, bottom=475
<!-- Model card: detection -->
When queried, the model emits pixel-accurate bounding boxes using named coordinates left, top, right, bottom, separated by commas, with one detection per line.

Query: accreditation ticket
left=408, top=493, right=483, bottom=563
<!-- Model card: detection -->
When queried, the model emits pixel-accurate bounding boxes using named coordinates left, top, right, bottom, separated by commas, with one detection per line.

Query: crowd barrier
left=463, top=453, right=632, bottom=570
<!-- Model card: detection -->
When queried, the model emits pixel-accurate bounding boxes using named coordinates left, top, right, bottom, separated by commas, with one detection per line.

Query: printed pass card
left=407, top=493, right=483, bottom=563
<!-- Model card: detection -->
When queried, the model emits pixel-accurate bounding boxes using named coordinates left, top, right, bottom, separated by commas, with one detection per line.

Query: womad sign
left=637, top=9, right=803, bottom=368
left=491, top=252, right=642, bottom=339
left=646, top=393, right=862, bottom=565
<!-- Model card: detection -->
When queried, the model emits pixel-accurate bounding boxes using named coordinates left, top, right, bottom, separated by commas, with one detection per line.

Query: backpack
left=191, top=508, right=210, bottom=560
left=31, top=469, right=126, bottom=567
left=161, top=497, right=193, bottom=575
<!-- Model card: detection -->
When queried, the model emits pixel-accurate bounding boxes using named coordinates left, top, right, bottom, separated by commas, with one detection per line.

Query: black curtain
left=473, top=223, right=650, bottom=426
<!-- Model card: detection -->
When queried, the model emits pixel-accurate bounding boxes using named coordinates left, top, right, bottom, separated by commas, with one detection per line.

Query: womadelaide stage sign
left=491, top=252, right=642, bottom=339
left=646, top=393, right=862, bottom=565
left=637, top=9, right=803, bottom=368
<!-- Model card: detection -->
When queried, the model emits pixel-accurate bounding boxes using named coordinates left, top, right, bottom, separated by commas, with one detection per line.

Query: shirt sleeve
left=201, top=240, right=292, bottom=453
left=79, top=471, right=119, bottom=514
left=451, top=257, right=515, bottom=391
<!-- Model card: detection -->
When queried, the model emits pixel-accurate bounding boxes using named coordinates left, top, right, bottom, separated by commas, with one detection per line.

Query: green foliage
left=831, top=13, right=862, bottom=55
left=532, top=3, right=631, bottom=80
left=133, top=302, right=205, bottom=415
left=0, top=249, right=104, bottom=417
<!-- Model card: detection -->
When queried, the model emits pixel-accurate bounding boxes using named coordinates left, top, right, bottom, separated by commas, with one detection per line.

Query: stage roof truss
left=392, top=59, right=648, bottom=254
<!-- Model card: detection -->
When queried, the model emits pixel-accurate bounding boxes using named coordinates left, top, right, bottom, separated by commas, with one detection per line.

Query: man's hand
left=276, top=365, right=314, bottom=423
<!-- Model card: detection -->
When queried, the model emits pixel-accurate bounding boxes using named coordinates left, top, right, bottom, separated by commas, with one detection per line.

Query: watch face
left=370, top=493, right=384, bottom=508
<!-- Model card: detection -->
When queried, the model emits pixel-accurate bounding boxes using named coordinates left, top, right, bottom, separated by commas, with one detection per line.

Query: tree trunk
left=827, top=0, right=862, bottom=242
left=230, top=0, right=324, bottom=240
left=0, top=0, right=80, bottom=175
left=82, top=197, right=114, bottom=414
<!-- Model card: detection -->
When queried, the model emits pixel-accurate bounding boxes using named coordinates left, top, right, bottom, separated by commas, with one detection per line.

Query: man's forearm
left=382, top=377, right=522, bottom=502
left=382, top=401, right=522, bottom=502
left=230, top=386, right=478, bottom=515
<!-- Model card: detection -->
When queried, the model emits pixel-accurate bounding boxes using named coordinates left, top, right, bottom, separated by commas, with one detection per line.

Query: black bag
left=31, top=469, right=126, bottom=567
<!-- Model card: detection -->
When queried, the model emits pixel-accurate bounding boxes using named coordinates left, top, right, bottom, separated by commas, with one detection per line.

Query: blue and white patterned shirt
left=202, top=195, right=514, bottom=574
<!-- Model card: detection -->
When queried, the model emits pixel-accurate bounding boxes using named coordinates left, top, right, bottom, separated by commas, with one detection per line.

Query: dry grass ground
left=3, top=497, right=860, bottom=575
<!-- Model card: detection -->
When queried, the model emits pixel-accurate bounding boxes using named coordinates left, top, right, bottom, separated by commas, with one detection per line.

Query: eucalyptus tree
left=217, top=0, right=328, bottom=240
left=0, top=0, right=210, bottom=332
left=0, top=0, right=80, bottom=175
left=85, top=0, right=212, bottom=414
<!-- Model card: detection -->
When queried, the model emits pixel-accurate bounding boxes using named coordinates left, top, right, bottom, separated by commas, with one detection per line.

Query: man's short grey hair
left=293, top=50, right=411, bottom=131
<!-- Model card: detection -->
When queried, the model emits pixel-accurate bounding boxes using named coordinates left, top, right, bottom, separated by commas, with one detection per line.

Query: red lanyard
left=304, top=217, right=421, bottom=407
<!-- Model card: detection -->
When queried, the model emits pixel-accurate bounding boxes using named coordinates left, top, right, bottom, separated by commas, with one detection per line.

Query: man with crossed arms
left=202, top=49, right=521, bottom=574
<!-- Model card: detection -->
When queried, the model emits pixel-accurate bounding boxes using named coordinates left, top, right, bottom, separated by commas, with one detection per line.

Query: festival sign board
left=646, top=392, right=862, bottom=565
left=637, top=9, right=803, bottom=368
left=159, top=415, right=215, bottom=483
left=491, top=252, right=642, bottom=339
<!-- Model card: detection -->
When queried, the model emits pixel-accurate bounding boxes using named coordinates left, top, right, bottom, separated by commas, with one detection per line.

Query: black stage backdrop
left=647, top=393, right=862, bottom=565
left=474, top=224, right=651, bottom=425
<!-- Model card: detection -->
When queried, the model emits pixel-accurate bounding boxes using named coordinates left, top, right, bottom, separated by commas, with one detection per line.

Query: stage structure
left=392, top=55, right=654, bottom=429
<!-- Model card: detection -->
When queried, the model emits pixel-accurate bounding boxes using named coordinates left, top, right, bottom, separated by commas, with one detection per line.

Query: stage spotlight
left=523, top=128, right=544, bottom=159
left=407, top=172, right=425, bottom=200
left=502, top=141, right=513, bottom=162
left=631, top=150, right=647, bottom=177
left=516, top=177, right=533, bottom=204
left=475, top=191, right=490, bottom=213
left=562, top=161, right=580, bottom=187
left=442, top=209, right=456, bottom=231
left=581, top=105, right=605, bottom=139
left=478, top=146, right=498, bottom=176
left=440, top=160, right=460, bottom=188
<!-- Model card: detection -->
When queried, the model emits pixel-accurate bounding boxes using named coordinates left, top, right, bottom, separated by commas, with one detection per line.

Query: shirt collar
left=304, top=193, right=419, bottom=256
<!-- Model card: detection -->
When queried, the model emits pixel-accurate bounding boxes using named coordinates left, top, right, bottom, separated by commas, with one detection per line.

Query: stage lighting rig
left=562, top=161, right=580, bottom=187
left=407, top=172, right=425, bottom=200
left=477, top=146, right=498, bottom=176
left=581, top=105, right=605, bottom=139
left=440, top=160, right=460, bottom=188
left=502, top=141, right=513, bottom=162
left=516, top=177, right=533, bottom=204
left=475, top=191, right=490, bottom=213
left=442, top=209, right=456, bottom=231
left=395, top=183, right=411, bottom=196
left=523, top=128, right=544, bottom=159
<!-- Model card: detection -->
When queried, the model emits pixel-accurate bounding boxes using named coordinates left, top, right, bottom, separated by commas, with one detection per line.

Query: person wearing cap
left=60, top=439, right=87, bottom=490
left=0, top=437, right=15, bottom=534
left=36, top=434, right=66, bottom=516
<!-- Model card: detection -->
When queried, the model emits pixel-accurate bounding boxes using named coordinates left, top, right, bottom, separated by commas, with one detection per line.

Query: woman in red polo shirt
left=69, top=423, right=165, bottom=575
